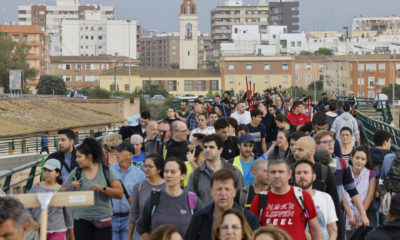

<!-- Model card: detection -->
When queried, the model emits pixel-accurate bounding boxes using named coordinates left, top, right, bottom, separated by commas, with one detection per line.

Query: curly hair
left=101, top=133, right=122, bottom=152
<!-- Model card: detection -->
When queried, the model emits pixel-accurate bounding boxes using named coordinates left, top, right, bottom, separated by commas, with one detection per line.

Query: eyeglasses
left=144, top=164, right=155, bottom=169
left=174, top=129, right=189, bottom=133
left=219, top=224, right=242, bottom=231
left=319, top=140, right=334, bottom=145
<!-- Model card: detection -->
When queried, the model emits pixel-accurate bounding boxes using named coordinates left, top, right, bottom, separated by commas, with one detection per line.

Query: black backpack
left=387, top=157, right=400, bottom=193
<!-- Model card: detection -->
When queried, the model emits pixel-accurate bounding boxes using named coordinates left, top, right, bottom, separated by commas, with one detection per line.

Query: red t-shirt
left=286, top=112, right=309, bottom=126
left=250, top=186, right=317, bottom=240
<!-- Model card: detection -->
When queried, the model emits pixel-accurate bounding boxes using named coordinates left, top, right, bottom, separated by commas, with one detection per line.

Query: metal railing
left=358, top=111, right=400, bottom=152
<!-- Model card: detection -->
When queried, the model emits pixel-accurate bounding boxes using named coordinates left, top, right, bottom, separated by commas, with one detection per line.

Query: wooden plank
left=11, top=191, right=94, bottom=208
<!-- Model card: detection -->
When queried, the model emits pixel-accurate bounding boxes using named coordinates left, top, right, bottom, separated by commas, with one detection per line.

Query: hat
left=238, top=134, right=255, bottom=144
left=43, top=159, right=61, bottom=170
left=112, top=142, right=135, bottom=154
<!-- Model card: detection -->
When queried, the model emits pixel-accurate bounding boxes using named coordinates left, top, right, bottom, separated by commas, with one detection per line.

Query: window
left=264, top=76, right=270, bottom=84
left=246, top=63, right=252, bottom=70
left=368, top=91, right=375, bottom=98
left=197, top=80, right=206, bottom=91
left=98, top=27, right=103, bottom=31
left=65, top=64, right=71, bottom=70
left=282, top=63, right=289, bottom=70
left=124, top=84, right=129, bottom=91
left=366, top=64, right=376, bottom=72
left=76, top=76, right=82, bottom=82
left=379, top=63, right=386, bottom=71
left=378, top=78, right=385, bottom=85
left=210, top=80, right=218, bottom=91
left=306, top=74, right=312, bottom=82
left=295, top=75, right=299, bottom=81
left=23, top=35, right=28, bottom=42
left=264, top=63, right=270, bottom=70
left=168, top=80, right=177, bottom=91
left=368, top=77, right=375, bottom=88
left=228, top=63, right=235, bottom=70
left=39, top=18, right=44, bottom=22
left=102, top=64, right=108, bottom=70
left=184, top=80, right=193, bottom=91
left=86, top=75, right=99, bottom=82
left=12, top=35, right=19, bottom=41
left=319, top=64, right=324, bottom=71
left=58, top=64, right=63, bottom=70
left=63, top=76, right=71, bottom=82
left=90, top=36, right=94, bottom=40
left=76, top=64, right=82, bottom=70
left=229, top=76, right=235, bottom=84
left=306, top=64, right=311, bottom=70
left=295, top=64, right=299, bottom=70
left=358, top=64, right=364, bottom=71
left=98, top=36, right=103, bottom=40
left=282, top=76, right=288, bottom=84
left=358, top=78, right=364, bottom=85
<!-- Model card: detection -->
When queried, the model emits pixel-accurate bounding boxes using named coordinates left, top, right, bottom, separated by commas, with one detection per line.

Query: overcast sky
left=2, top=0, right=400, bottom=34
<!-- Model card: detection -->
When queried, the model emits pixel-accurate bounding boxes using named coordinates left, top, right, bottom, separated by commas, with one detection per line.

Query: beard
left=297, top=179, right=313, bottom=189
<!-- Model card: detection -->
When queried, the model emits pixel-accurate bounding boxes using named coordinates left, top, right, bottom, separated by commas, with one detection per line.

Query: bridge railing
left=358, top=111, right=400, bottom=152
left=0, top=132, right=112, bottom=193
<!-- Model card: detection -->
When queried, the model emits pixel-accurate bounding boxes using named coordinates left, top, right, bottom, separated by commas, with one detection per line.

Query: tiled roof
left=0, top=25, right=43, bottom=34
left=101, top=67, right=221, bottom=77
left=0, top=98, right=124, bottom=137
left=50, top=55, right=136, bottom=63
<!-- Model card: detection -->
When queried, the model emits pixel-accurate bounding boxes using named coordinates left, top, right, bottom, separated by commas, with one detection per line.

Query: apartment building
left=18, top=0, right=114, bottom=56
left=140, top=33, right=212, bottom=69
left=220, top=55, right=294, bottom=94
left=322, top=54, right=400, bottom=98
left=211, top=0, right=299, bottom=45
left=352, top=15, right=400, bottom=35
left=62, top=13, right=139, bottom=59
left=99, top=67, right=221, bottom=96
left=0, top=25, right=50, bottom=82
left=294, top=56, right=325, bottom=90
left=50, top=55, right=138, bottom=90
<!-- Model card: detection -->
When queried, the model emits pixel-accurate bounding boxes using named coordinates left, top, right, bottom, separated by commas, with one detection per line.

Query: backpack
left=387, top=157, right=400, bottom=193
left=257, top=186, right=309, bottom=220
left=149, top=190, right=197, bottom=223
left=75, top=165, right=131, bottom=203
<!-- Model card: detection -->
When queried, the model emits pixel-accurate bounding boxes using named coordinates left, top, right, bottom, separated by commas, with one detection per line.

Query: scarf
left=344, top=166, right=370, bottom=230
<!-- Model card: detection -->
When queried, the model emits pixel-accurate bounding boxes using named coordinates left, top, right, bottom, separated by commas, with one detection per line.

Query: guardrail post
left=36, top=137, right=39, bottom=153
left=3, top=175, right=12, bottom=193
left=8, top=142, right=13, bottom=155
left=21, top=139, right=26, bottom=154
left=25, top=165, right=37, bottom=193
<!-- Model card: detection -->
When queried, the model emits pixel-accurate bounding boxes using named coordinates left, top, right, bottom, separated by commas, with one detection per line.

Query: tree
left=314, top=48, right=333, bottom=55
left=381, top=84, right=400, bottom=102
left=299, top=51, right=313, bottom=56
left=170, top=63, right=179, bottom=69
left=36, top=75, right=67, bottom=95
left=0, top=34, right=37, bottom=93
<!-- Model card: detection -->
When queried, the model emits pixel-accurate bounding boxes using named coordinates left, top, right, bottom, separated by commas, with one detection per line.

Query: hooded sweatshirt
left=325, top=111, right=338, bottom=130
left=331, top=112, right=359, bottom=145
left=370, top=147, right=390, bottom=178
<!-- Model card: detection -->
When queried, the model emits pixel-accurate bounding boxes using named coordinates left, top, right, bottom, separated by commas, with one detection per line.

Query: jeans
left=74, top=219, right=112, bottom=240
left=112, top=215, right=129, bottom=240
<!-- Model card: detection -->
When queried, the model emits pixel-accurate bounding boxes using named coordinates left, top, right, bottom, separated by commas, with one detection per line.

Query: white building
left=18, top=0, right=114, bottom=56
left=62, top=13, right=138, bottom=59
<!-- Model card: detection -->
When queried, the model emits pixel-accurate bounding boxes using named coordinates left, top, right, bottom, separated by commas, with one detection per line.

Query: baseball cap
left=238, top=134, right=255, bottom=144
left=112, top=142, right=135, bottom=154
left=43, top=158, right=61, bottom=170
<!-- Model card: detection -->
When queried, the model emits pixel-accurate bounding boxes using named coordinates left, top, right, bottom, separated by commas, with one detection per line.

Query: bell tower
left=179, top=0, right=198, bottom=69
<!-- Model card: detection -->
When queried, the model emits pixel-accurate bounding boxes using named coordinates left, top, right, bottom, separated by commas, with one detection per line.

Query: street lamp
left=113, top=52, right=119, bottom=97
left=127, top=20, right=132, bottom=93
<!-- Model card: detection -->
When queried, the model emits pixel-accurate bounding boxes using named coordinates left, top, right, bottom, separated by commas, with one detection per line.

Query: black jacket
left=165, top=138, right=189, bottom=161
left=367, top=219, right=400, bottom=240
left=119, top=125, right=146, bottom=140
left=184, top=202, right=260, bottom=240
left=46, top=148, right=78, bottom=177
left=262, top=113, right=278, bottom=142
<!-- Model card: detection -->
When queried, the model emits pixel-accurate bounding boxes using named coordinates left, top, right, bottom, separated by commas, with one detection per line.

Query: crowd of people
left=1, top=91, right=400, bottom=240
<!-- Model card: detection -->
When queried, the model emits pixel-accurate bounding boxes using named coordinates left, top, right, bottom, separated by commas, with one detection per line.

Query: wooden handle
left=40, top=209, right=48, bottom=240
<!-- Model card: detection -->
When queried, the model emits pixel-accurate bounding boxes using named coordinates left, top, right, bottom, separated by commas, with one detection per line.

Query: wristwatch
left=101, top=185, right=107, bottom=192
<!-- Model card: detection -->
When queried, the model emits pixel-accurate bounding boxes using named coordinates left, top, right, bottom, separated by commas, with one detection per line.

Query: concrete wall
left=62, top=97, right=140, bottom=120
